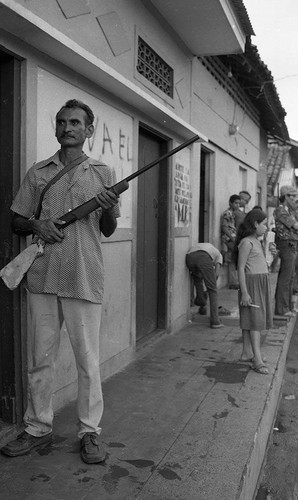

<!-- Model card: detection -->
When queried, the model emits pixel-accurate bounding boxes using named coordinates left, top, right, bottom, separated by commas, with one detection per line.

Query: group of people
left=186, top=184, right=298, bottom=376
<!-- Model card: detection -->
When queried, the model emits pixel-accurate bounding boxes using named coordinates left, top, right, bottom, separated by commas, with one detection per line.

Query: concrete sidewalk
left=0, top=273, right=296, bottom=500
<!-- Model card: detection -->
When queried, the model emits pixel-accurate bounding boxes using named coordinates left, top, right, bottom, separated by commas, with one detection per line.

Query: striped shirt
left=11, top=152, right=120, bottom=303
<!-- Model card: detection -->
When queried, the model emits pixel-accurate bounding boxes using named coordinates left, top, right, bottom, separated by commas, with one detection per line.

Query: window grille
left=137, top=37, right=173, bottom=97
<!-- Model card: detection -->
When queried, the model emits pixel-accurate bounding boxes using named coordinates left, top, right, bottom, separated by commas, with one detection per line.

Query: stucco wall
left=173, top=236, right=190, bottom=331
left=192, top=59, right=260, bottom=168
left=13, top=0, right=192, bottom=124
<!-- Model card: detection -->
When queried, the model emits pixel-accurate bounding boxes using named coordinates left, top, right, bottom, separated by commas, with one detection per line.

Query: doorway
left=199, top=149, right=211, bottom=242
left=0, top=51, right=23, bottom=425
left=136, top=128, right=168, bottom=341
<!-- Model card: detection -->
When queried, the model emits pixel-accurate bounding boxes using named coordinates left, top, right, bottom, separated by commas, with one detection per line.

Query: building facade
left=0, top=0, right=286, bottom=427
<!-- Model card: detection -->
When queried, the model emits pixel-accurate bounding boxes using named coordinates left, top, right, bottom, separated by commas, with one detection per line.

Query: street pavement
left=0, top=272, right=296, bottom=500
left=256, top=316, right=298, bottom=499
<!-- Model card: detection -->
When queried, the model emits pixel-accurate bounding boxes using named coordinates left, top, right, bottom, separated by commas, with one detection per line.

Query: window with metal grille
left=137, top=37, right=173, bottom=98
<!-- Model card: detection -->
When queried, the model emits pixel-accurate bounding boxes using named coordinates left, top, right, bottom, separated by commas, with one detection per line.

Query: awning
left=149, top=0, right=254, bottom=55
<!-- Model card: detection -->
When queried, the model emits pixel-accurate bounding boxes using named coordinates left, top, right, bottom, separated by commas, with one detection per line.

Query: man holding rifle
left=1, top=99, right=120, bottom=464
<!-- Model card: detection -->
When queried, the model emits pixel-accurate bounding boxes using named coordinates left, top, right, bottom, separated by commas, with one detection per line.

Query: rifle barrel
left=58, top=134, right=200, bottom=228
left=113, top=134, right=200, bottom=190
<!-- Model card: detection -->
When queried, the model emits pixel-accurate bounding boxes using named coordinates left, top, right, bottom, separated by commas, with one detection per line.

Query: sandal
left=252, top=364, right=269, bottom=375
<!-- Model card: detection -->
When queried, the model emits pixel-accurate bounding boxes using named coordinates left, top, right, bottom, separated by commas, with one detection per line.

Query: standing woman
left=234, top=209, right=273, bottom=374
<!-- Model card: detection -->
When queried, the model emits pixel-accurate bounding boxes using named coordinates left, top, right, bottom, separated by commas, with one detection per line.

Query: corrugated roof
left=217, top=38, right=289, bottom=140
left=229, top=0, right=255, bottom=36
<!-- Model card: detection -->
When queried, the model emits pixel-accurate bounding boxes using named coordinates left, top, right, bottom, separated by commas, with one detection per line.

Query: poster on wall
left=36, top=68, right=133, bottom=228
left=174, top=147, right=191, bottom=227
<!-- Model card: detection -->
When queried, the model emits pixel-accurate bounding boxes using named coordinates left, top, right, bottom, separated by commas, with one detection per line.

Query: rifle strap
left=34, top=153, right=88, bottom=220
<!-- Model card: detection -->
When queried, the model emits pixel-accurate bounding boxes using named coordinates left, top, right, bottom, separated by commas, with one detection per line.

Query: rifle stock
left=1, top=135, right=200, bottom=288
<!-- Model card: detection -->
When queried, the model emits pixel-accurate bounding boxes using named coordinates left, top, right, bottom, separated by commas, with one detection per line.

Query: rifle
left=0, top=134, right=200, bottom=289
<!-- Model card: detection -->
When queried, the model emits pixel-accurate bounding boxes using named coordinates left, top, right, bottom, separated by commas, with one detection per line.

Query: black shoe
left=199, top=306, right=207, bottom=315
left=80, top=432, right=106, bottom=464
left=218, top=306, right=231, bottom=316
left=1, top=431, right=52, bottom=457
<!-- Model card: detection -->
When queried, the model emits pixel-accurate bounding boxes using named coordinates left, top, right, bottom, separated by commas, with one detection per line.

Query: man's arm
left=12, top=213, right=65, bottom=243
left=214, top=262, right=221, bottom=279
left=275, top=206, right=298, bottom=231
left=95, top=189, right=119, bottom=237
left=100, top=210, right=117, bottom=237
left=11, top=213, right=34, bottom=236
left=221, top=215, right=236, bottom=241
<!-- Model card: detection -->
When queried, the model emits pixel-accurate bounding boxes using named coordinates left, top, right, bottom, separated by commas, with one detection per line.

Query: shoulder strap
left=34, top=153, right=88, bottom=220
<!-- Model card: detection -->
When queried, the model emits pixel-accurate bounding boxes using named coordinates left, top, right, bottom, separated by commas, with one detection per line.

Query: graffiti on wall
left=174, top=162, right=191, bottom=226
left=99, top=122, right=132, bottom=161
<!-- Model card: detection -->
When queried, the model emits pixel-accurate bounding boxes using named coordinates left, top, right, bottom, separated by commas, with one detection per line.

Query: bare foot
left=240, top=355, right=267, bottom=363
left=240, top=354, right=254, bottom=362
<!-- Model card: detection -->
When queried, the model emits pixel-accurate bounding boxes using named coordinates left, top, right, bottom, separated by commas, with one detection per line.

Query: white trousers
left=24, top=293, right=103, bottom=439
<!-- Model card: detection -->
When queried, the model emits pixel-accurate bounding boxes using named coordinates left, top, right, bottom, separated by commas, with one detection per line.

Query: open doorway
left=0, top=50, right=24, bottom=426
left=199, top=148, right=211, bottom=242
left=136, top=128, right=169, bottom=341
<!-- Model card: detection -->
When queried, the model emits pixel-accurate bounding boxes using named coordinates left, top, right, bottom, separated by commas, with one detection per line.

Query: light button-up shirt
left=11, top=152, right=120, bottom=303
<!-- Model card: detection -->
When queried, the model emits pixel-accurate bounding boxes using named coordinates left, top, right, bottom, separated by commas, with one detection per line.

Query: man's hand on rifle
left=95, top=189, right=119, bottom=211
left=31, top=219, right=66, bottom=243
left=12, top=214, right=65, bottom=244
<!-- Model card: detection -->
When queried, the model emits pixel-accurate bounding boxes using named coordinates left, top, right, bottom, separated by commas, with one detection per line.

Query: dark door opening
left=136, top=128, right=168, bottom=341
left=0, top=51, right=23, bottom=425
left=199, top=149, right=210, bottom=242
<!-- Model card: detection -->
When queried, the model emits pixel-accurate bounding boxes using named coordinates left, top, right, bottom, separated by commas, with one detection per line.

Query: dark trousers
left=275, top=240, right=297, bottom=315
left=186, top=251, right=220, bottom=325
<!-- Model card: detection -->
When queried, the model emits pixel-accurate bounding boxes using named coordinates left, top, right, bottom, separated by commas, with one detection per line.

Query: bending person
left=186, top=242, right=224, bottom=329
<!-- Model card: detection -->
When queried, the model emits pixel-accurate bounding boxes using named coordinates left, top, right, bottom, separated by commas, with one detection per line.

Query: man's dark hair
left=229, top=194, right=241, bottom=204
left=239, top=190, right=251, bottom=200
left=56, top=99, right=94, bottom=126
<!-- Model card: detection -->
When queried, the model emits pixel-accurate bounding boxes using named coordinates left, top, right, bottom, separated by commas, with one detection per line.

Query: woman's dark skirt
left=239, top=273, right=273, bottom=331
